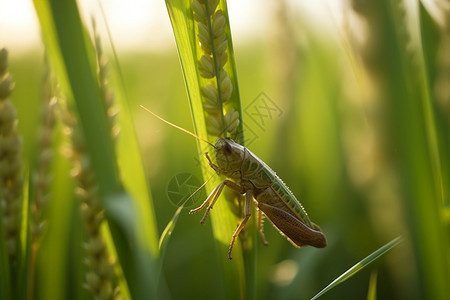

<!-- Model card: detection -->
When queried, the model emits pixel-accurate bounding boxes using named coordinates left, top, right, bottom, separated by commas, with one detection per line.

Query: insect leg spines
left=256, top=207, right=269, bottom=246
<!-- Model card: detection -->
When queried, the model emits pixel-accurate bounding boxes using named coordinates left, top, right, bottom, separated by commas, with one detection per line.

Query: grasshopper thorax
left=214, top=138, right=245, bottom=177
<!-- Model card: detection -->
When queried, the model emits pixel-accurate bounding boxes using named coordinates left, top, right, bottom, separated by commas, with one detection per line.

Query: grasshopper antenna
left=140, top=105, right=215, bottom=148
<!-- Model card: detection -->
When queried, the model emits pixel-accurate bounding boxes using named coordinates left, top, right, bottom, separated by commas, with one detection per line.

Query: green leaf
left=159, top=205, right=184, bottom=255
left=366, top=271, right=378, bottom=300
left=113, top=58, right=160, bottom=260
left=18, top=171, right=30, bottom=300
left=164, top=0, right=254, bottom=299
left=36, top=140, right=75, bottom=300
left=349, top=1, right=450, bottom=298
left=311, top=237, right=402, bottom=300
left=419, top=2, right=441, bottom=85
left=159, top=177, right=211, bottom=256
left=420, top=0, right=450, bottom=207
left=32, top=0, right=160, bottom=298
left=384, top=1, right=450, bottom=298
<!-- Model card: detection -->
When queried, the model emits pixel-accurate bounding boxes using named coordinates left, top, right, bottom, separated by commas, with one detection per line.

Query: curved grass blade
left=159, top=175, right=211, bottom=254
left=33, top=0, right=159, bottom=298
left=159, top=205, right=184, bottom=254
left=311, top=236, right=403, bottom=300
left=165, top=0, right=254, bottom=299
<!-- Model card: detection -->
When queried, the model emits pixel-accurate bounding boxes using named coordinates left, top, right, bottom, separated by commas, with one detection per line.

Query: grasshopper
left=141, top=106, right=327, bottom=259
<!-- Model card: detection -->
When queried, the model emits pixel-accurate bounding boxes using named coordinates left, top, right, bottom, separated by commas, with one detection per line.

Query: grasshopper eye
left=223, top=141, right=233, bottom=155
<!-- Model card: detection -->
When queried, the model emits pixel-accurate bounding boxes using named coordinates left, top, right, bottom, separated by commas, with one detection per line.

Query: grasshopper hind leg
left=257, top=207, right=269, bottom=246
left=190, top=178, right=255, bottom=259
left=228, top=189, right=253, bottom=259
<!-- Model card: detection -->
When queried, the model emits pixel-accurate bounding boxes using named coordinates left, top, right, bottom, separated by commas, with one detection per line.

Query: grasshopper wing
left=258, top=202, right=327, bottom=248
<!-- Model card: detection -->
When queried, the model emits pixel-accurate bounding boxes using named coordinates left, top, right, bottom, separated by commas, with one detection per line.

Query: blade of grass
left=415, top=2, right=446, bottom=209
left=419, top=1, right=450, bottom=205
left=93, top=3, right=161, bottom=259
left=159, top=176, right=212, bottom=255
left=44, top=2, right=120, bottom=197
left=159, top=205, right=184, bottom=254
left=36, top=139, right=74, bottom=300
left=383, top=1, right=450, bottom=298
left=112, top=57, right=160, bottom=260
left=349, top=1, right=450, bottom=298
left=165, top=0, right=254, bottom=299
left=33, top=0, right=159, bottom=298
left=18, top=171, right=30, bottom=300
left=366, top=271, right=378, bottom=300
left=96, top=5, right=161, bottom=293
left=311, top=236, right=402, bottom=300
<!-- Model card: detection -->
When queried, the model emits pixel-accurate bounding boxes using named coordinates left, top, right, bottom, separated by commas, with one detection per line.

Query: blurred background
left=1, top=0, right=449, bottom=299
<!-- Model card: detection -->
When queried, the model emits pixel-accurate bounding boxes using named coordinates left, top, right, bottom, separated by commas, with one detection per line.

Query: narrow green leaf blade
left=32, top=0, right=159, bottom=298
left=165, top=0, right=253, bottom=299
left=311, top=237, right=402, bottom=300
left=366, top=271, right=378, bottom=300
left=159, top=205, right=184, bottom=254
left=113, top=68, right=160, bottom=259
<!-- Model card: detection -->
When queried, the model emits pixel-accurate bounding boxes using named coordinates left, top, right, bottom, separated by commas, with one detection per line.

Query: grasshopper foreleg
left=205, top=152, right=221, bottom=174
left=189, top=180, right=243, bottom=224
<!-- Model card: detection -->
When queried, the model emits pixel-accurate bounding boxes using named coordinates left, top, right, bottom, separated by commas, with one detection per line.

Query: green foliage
left=1, top=0, right=449, bottom=299
left=165, top=0, right=254, bottom=299
left=31, top=0, right=160, bottom=299
left=312, top=237, right=403, bottom=300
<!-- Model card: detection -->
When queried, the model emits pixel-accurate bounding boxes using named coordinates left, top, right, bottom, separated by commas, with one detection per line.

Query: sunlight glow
left=0, top=0, right=345, bottom=52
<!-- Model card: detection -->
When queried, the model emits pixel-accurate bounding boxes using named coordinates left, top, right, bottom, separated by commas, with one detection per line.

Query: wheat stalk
left=0, top=48, right=23, bottom=270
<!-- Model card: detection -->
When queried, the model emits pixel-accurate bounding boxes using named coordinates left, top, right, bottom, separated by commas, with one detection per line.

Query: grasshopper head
left=214, top=138, right=245, bottom=176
